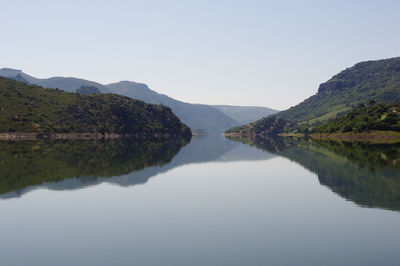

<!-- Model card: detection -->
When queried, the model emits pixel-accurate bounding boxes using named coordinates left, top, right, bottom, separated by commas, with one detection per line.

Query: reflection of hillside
left=0, top=139, right=188, bottom=198
left=229, top=136, right=400, bottom=211
left=169, top=135, right=276, bottom=164
left=1, top=136, right=275, bottom=198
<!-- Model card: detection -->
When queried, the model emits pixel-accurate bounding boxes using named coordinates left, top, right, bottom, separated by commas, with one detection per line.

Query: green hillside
left=225, top=116, right=293, bottom=136
left=0, top=77, right=191, bottom=138
left=226, top=57, right=400, bottom=136
left=279, top=57, right=400, bottom=124
left=313, top=102, right=400, bottom=134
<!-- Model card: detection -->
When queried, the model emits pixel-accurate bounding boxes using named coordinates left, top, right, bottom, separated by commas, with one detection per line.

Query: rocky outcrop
left=317, top=79, right=346, bottom=94
left=76, top=86, right=101, bottom=95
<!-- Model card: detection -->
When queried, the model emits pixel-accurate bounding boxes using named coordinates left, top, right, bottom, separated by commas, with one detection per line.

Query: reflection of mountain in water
left=230, top=136, right=400, bottom=211
left=0, top=139, right=187, bottom=198
left=0, top=136, right=275, bottom=198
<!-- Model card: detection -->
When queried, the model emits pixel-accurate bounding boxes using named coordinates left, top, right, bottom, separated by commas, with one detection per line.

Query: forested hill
left=0, top=68, right=278, bottom=133
left=0, top=77, right=191, bottom=139
left=313, top=102, right=400, bottom=134
left=276, top=57, right=400, bottom=124
left=226, top=57, right=400, bottom=136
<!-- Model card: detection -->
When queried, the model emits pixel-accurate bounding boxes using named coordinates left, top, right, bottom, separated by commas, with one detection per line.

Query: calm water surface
left=0, top=136, right=399, bottom=266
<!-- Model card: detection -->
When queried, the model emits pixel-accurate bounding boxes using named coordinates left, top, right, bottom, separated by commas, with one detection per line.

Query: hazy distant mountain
left=12, top=73, right=30, bottom=84
left=39, top=77, right=110, bottom=93
left=0, top=68, right=109, bottom=93
left=213, top=105, right=278, bottom=125
left=0, top=68, right=40, bottom=84
left=0, top=68, right=277, bottom=133
left=106, top=81, right=239, bottom=133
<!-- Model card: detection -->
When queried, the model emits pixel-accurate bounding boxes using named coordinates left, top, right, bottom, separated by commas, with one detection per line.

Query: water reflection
left=0, top=138, right=188, bottom=198
left=0, top=136, right=275, bottom=198
left=228, top=136, right=400, bottom=211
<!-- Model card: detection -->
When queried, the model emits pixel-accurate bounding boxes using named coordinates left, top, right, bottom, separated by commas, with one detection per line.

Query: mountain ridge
left=0, top=77, right=191, bottom=139
left=0, top=68, right=277, bottom=133
left=277, top=57, right=400, bottom=124
left=226, top=57, right=400, bottom=136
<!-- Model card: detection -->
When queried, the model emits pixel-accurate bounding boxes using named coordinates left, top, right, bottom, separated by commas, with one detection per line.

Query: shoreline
left=0, top=132, right=191, bottom=141
left=310, top=131, right=400, bottom=143
left=223, top=131, right=400, bottom=143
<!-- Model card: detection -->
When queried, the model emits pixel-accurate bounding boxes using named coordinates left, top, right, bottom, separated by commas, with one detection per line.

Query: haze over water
left=0, top=136, right=399, bottom=266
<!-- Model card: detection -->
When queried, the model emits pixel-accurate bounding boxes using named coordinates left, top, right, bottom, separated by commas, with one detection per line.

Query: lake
left=0, top=136, right=399, bottom=266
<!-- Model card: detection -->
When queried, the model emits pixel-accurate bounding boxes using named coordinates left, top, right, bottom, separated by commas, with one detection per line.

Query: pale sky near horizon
left=1, top=0, right=399, bottom=110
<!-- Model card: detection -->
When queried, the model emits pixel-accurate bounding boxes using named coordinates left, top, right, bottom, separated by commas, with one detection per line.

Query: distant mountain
left=0, top=77, right=191, bottom=139
left=38, top=76, right=110, bottom=93
left=0, top=68, right=109, bottom=93
left=13, top=73, right=30, bottom=84
left=106, top=81, right=239, bottom=133
left=212, top=105, right=278, bottom=125
left=227, top=57, right=400, bottom=135
left=0, top=68, right=277, bottom=133
left=76, top=85, right=101, bottom=95
left=0, top=68, right=39, bottom=84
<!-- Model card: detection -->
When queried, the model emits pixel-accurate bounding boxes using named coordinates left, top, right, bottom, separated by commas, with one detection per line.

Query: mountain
left=38, top=76, right=110, bottom=93
left=212, top=105, right=278, bottom=125
left=76, top=85, right=101, bottom=95
left=106, top=81, right=240, bottom=133
left=227, top=57, right=400, bottom=135
left=0, top=77, right=191, bottom=139
left=277, top=57, right=400, bottom=124
left=0, top=68, right=40, bottom=84
left=0, top=68, right=110, bottom=93
left=0, top=68, right=277, bottom=133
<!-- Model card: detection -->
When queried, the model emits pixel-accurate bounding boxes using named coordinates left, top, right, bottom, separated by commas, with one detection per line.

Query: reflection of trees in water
left=229, top=136, right=400, bottom=212
left=0, top=139, right=188, bottom=195
left=0, top=136, right=278, bottom=198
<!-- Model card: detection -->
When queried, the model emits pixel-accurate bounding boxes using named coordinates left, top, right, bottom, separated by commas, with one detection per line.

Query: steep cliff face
left=317, top=79, right=346, bottom=94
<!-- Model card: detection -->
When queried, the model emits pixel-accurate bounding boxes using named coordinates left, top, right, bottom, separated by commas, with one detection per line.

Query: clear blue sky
left=2, top=0, right=399, bottom=110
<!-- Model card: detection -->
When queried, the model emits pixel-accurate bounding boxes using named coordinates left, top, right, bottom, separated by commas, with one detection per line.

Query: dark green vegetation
left=0, top=68, right=277, bottom=133
left=225, top=117, right=293, bottom=136
left=313, top=102, right=400, bottom=133
left=0, top=136, right=275, bottom=197
left=0, top=139, right=188, bottom=195
left=227, top=57, right=400, bottom=137
left=76, top=85, right=101, bottom=95
left=229, top=136, right=400, bottom=211
left=0, top=77, right=191, bottom=138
